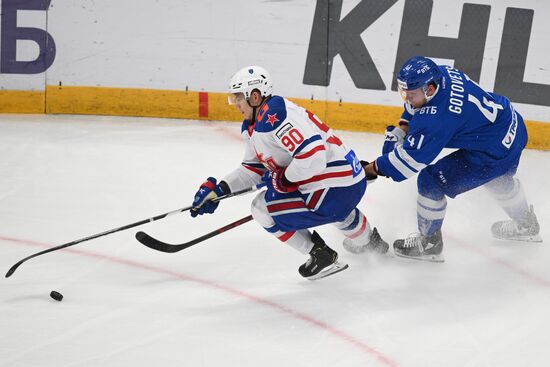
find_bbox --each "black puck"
[50,290,63,301]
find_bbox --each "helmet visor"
[397,78,409,101]
[227,93,237,105]
[227,92,245,105]
[397,79,429,102]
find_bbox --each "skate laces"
[497,205,539,236]
[403,233,423,249]
[498,220,522,235]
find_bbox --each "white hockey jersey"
[223,96,364,194]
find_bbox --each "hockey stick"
[135,215,254,253]
[137,218,350,281]
[5,184,264,278]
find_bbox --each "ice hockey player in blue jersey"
[190,66,388,279]
[363,56,542,262]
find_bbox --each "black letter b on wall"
[1,0,56,74]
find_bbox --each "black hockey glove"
[360,160,379,183]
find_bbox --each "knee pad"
[417,168,446,200]
[485,177,526,210]
[484,175,517,196]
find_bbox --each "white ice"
[1,114,549,367]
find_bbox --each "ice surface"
[1,114,549,367]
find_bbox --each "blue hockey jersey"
[376,65,528,182]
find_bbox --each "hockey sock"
[250,193,314,254]
[485,177,530,223]
[334,208,371,244]
[417,194,447,236]
[273,228,314,254]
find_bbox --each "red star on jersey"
[266,113,279,126]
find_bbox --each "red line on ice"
[446,233,550,288]
[1,235,398,367]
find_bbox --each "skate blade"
[306,261,349,280]
[493,234,543,243]
[394,251,445,263]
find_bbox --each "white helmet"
[228,66,272,104]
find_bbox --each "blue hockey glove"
[261,168,299,194]
[382,125,407,155]
[190,177,227,217]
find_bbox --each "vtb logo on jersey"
[345,150,362,177]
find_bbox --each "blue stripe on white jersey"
[243,162,265,169]
[327,160,351,168]
[292,135,323,157]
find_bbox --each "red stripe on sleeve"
[296,170,353,186]
[295,145,326,159]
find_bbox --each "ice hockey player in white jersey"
[190,66,388,280]
[364,56,542,262]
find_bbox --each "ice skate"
[393,229,444,262]
[342,227,389,255]
[491,205,542,242]
[299,231,348,280]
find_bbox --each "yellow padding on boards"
[206,95,401,133]
[46,85,199,119]
[207,92,243,122]
[290,97,403,134]
[525,120,550,150]
[0,87,548,150]
[0,90,45,114]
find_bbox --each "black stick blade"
[5,262,21,278]
[135,231,183,253]
[135,215,254,254]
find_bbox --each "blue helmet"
[397,56,442,91]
